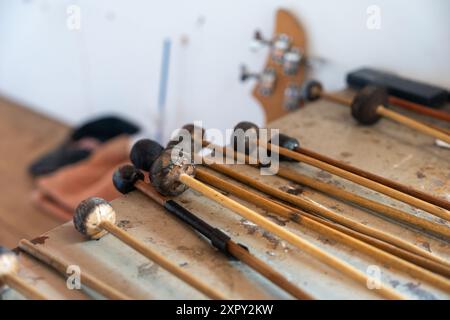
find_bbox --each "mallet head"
[0,247,19,291]
[149,148,196,196]
[269,133,300,162]
[351,85,387,125]
[167,124,206,153]
[113,165,144,194]
[130,139,164,172]
[231,121,260,155]
[0,247,19,278]
[74,197,116,240]
[302,79,323,101]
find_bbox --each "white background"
[0,0,449,141]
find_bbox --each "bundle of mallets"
[102,122,447,299]
[13,120,448,299]
[2,241,131,300]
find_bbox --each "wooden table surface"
[0,96,69,248]
[2,95,449,300]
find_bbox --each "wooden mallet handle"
[179,173,405,300]
[263,141,450,221]
[19,239,131,300]
[377,105,450,144]
[388,96,450,123]
[195,168,450,289]
[99,221,226,300]
[205,161,448,268]
[134,181,312,300]
[296,146,450,210]
[1,273,46,300]
[276,167,450,240]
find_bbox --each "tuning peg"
[254,30,272,45]
[284,84,304,110]
[283,47,303,75]
[258,68,277,96]
[271,33,291,64]
[240,65,260,82]
[249,30,272,52]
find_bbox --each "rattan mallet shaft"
[205,137,450,239]
[293,141,450,211]
[178,173,405,299]
[239,119,450,211]
[205,161,449,268]
[73,197,225,300]
[195,168,450,289]
[262,140,450,221]
[277,166,450,239]
[18,239,131,300]
[0,247,47,300]
[377,105,450,143]
[301,83,450,209]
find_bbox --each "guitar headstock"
[241,9,307,123]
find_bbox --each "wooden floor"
[0,96,70,248]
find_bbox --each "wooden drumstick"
[73,197,226,300]
[0,246,47,300]
[148,148,406,300]
[18,239,131,300]
[112,163,313,300]
[195,169,450,289]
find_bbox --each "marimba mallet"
[270,134,450,237]
[18,239,131,300]
[304,80,450,123]
[303,80,450,144]
[204,157,450,269]
[388,96,450,123]
[203,134,449,239]
[0,246,47,300]
[73,197,226,300]
[176,124,449,265]
[113,163,313,300]
[196,169,450,287]
[165,131,450,279]
[148,147,405,300]
[130,138,164,171]
[273,130,450,211]
[233,121,450,221]
[193,134,450,268]
[167,126,450,271]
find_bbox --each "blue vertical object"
[156,38,171,143]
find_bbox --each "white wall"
[0,0,449,142]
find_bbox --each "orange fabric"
[32,135,131,220]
